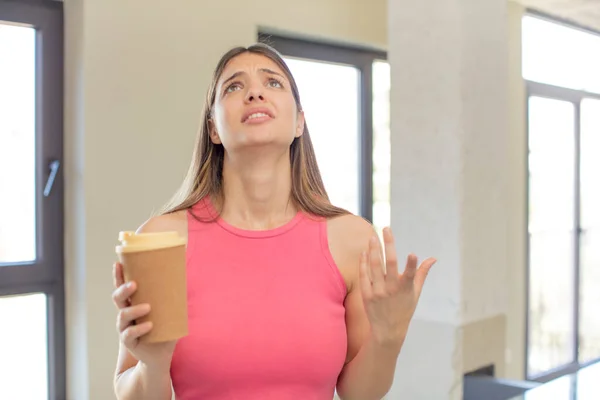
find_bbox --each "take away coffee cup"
[116,231,188,344]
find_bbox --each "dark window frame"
[0,1,65,399]
[258,33,387,222]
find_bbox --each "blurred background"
[0,0,599,399]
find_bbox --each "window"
[524,15,600,381]
[0,1,65,399]
[579,98,600,365]
[259,34,390,233]
[283,57,361,215]
[527,96,576,377]
[523,15,600,94]
[372,60,391,236]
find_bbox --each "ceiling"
[517,0,600,32]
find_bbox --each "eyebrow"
[221,68,286,87]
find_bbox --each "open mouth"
[245,112,271,122]
[242,109,274,123]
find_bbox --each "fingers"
[117,303,151,333]
[383,227,398,278]
[113,262,125,288]
[122,321,153,348]
[415,257,437,287]
[112,262,152,346]
[403,254,419,281]
[112,281,137,310]
[361,226,436,297]
[359,251,373,299]
[369,236,386,293]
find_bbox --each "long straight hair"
[160,43,349,219]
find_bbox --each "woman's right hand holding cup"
[112,262,177,370]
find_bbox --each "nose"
[244,81,265,103]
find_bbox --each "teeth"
[247,113,269,121]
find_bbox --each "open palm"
[359,228,436,348]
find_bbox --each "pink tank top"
[170,199,348,400]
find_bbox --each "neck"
[218,149,297,230]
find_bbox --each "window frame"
[0,0,65,399]
[525,76,600,383]
[258,33,387,222]
[526,8,600,38]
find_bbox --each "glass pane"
[579,98,600,364]
[528,231,576,376]
[519,373,574,400]
[527,96,576,377]
[284,57,360,215]
[0,293,48,400]
[579,229,600,364]
[372,60,391,236]
[528,97,575,233]
[0,23,36,264]
[574,362,600,400]
[522,16,600,94]
[581,99,600,230]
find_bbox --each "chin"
[238,127,292,144]
[230,135,294,154]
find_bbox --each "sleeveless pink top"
[170,199,348,400]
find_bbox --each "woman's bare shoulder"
[326,213,376,291]
[327,213,375,250]
[137,210,188,240]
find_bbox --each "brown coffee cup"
[116,231,188,343]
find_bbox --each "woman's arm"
[335,287,401,400]
[112,269,174,400]
[113,213,187,400]
[328,215,435,400]
[114,352,173,400]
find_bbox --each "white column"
[387,0,511,398]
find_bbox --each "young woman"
[112,43,436,400]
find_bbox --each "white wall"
[387,0,511,396]
[64,1,386,399]
[387,0,529,396]
[64,0,529,398]
[505,0,527,380]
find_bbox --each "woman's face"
[209,53,304,153]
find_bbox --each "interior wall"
[505,0,527,380]
[63,0,386,399]
[63,0,529,398]
[386,0,517,397]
